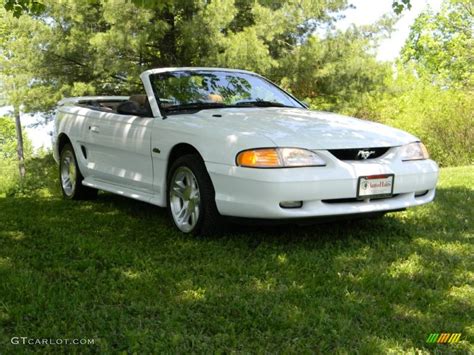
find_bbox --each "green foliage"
[0,8,59,113]
[392,0,412,15]
[401,0,474,89]
[0,0,394,115]
[355,67,473,167]
[0,165,472,352]
[0,116,34,194]
[2,0,45,17]
[0,118,18,192]
[275,25,393,113]
[0,116,18,160]
[3,153,58,197]
[0,160,18,195]
[0,0,355,112]
[349,0,474,167]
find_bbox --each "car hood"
[178,107,419,149]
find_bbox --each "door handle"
[89,125,100,133]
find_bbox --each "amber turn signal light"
[236,149,281,168]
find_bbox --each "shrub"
[0,159,19,195]
[348,71,473,167]
[4,153,59,197]
[0,116,54,196]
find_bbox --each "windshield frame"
[149,69,306,116]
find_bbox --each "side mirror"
[117,101,144,116]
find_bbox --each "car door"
[86,109,154,193]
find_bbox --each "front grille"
[328,147,390,161]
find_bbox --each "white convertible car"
[53,67,439,234]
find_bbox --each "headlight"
[400,142,429,161]
[236,148,326,168]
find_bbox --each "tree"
[0,0,394,109]
[273,17,395,113]
[0,6,52,177]
[1,0,351,112]
[0,116,32,160]
[354,0,474,166]
[0,115,32,183]
[2,0,44,17]
[0,116,20,160]
[401,0,474,89]
[392,0,412,15]
[5,1,413,17]
[0,116,34,193]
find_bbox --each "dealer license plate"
[357,174,394,199]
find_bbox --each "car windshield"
[150,70,304,114]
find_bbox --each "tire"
[167,154,223,235]
[59,143,98,200]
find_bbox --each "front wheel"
[59,143,97,200]
[167,154,222,235]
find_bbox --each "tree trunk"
[14,106,26,179]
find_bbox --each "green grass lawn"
[0,163,472,353]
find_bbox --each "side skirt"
[82,177,165,207]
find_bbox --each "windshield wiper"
[164,102,228,113]
[162,100,294,115]
[234,100,291,108]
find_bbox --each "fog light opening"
[279,201,303,209]
[415,190,429,197]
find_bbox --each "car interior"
[77,95,152,117]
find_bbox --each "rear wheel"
[59,143,97,200]
[167,154,222,235]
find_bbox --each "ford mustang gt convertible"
[53,67,439,234]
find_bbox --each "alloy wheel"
[169,166,201,232]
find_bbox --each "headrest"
[207,93,223,103]
[129,95,148,106]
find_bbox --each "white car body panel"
[206,157,438,218]
[85,110,154,192]
[159,107,419,151]
[54,67,439,220]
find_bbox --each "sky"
[337,0,443,61]
[1,0,443,151]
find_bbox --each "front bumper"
[206,151,439,219]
